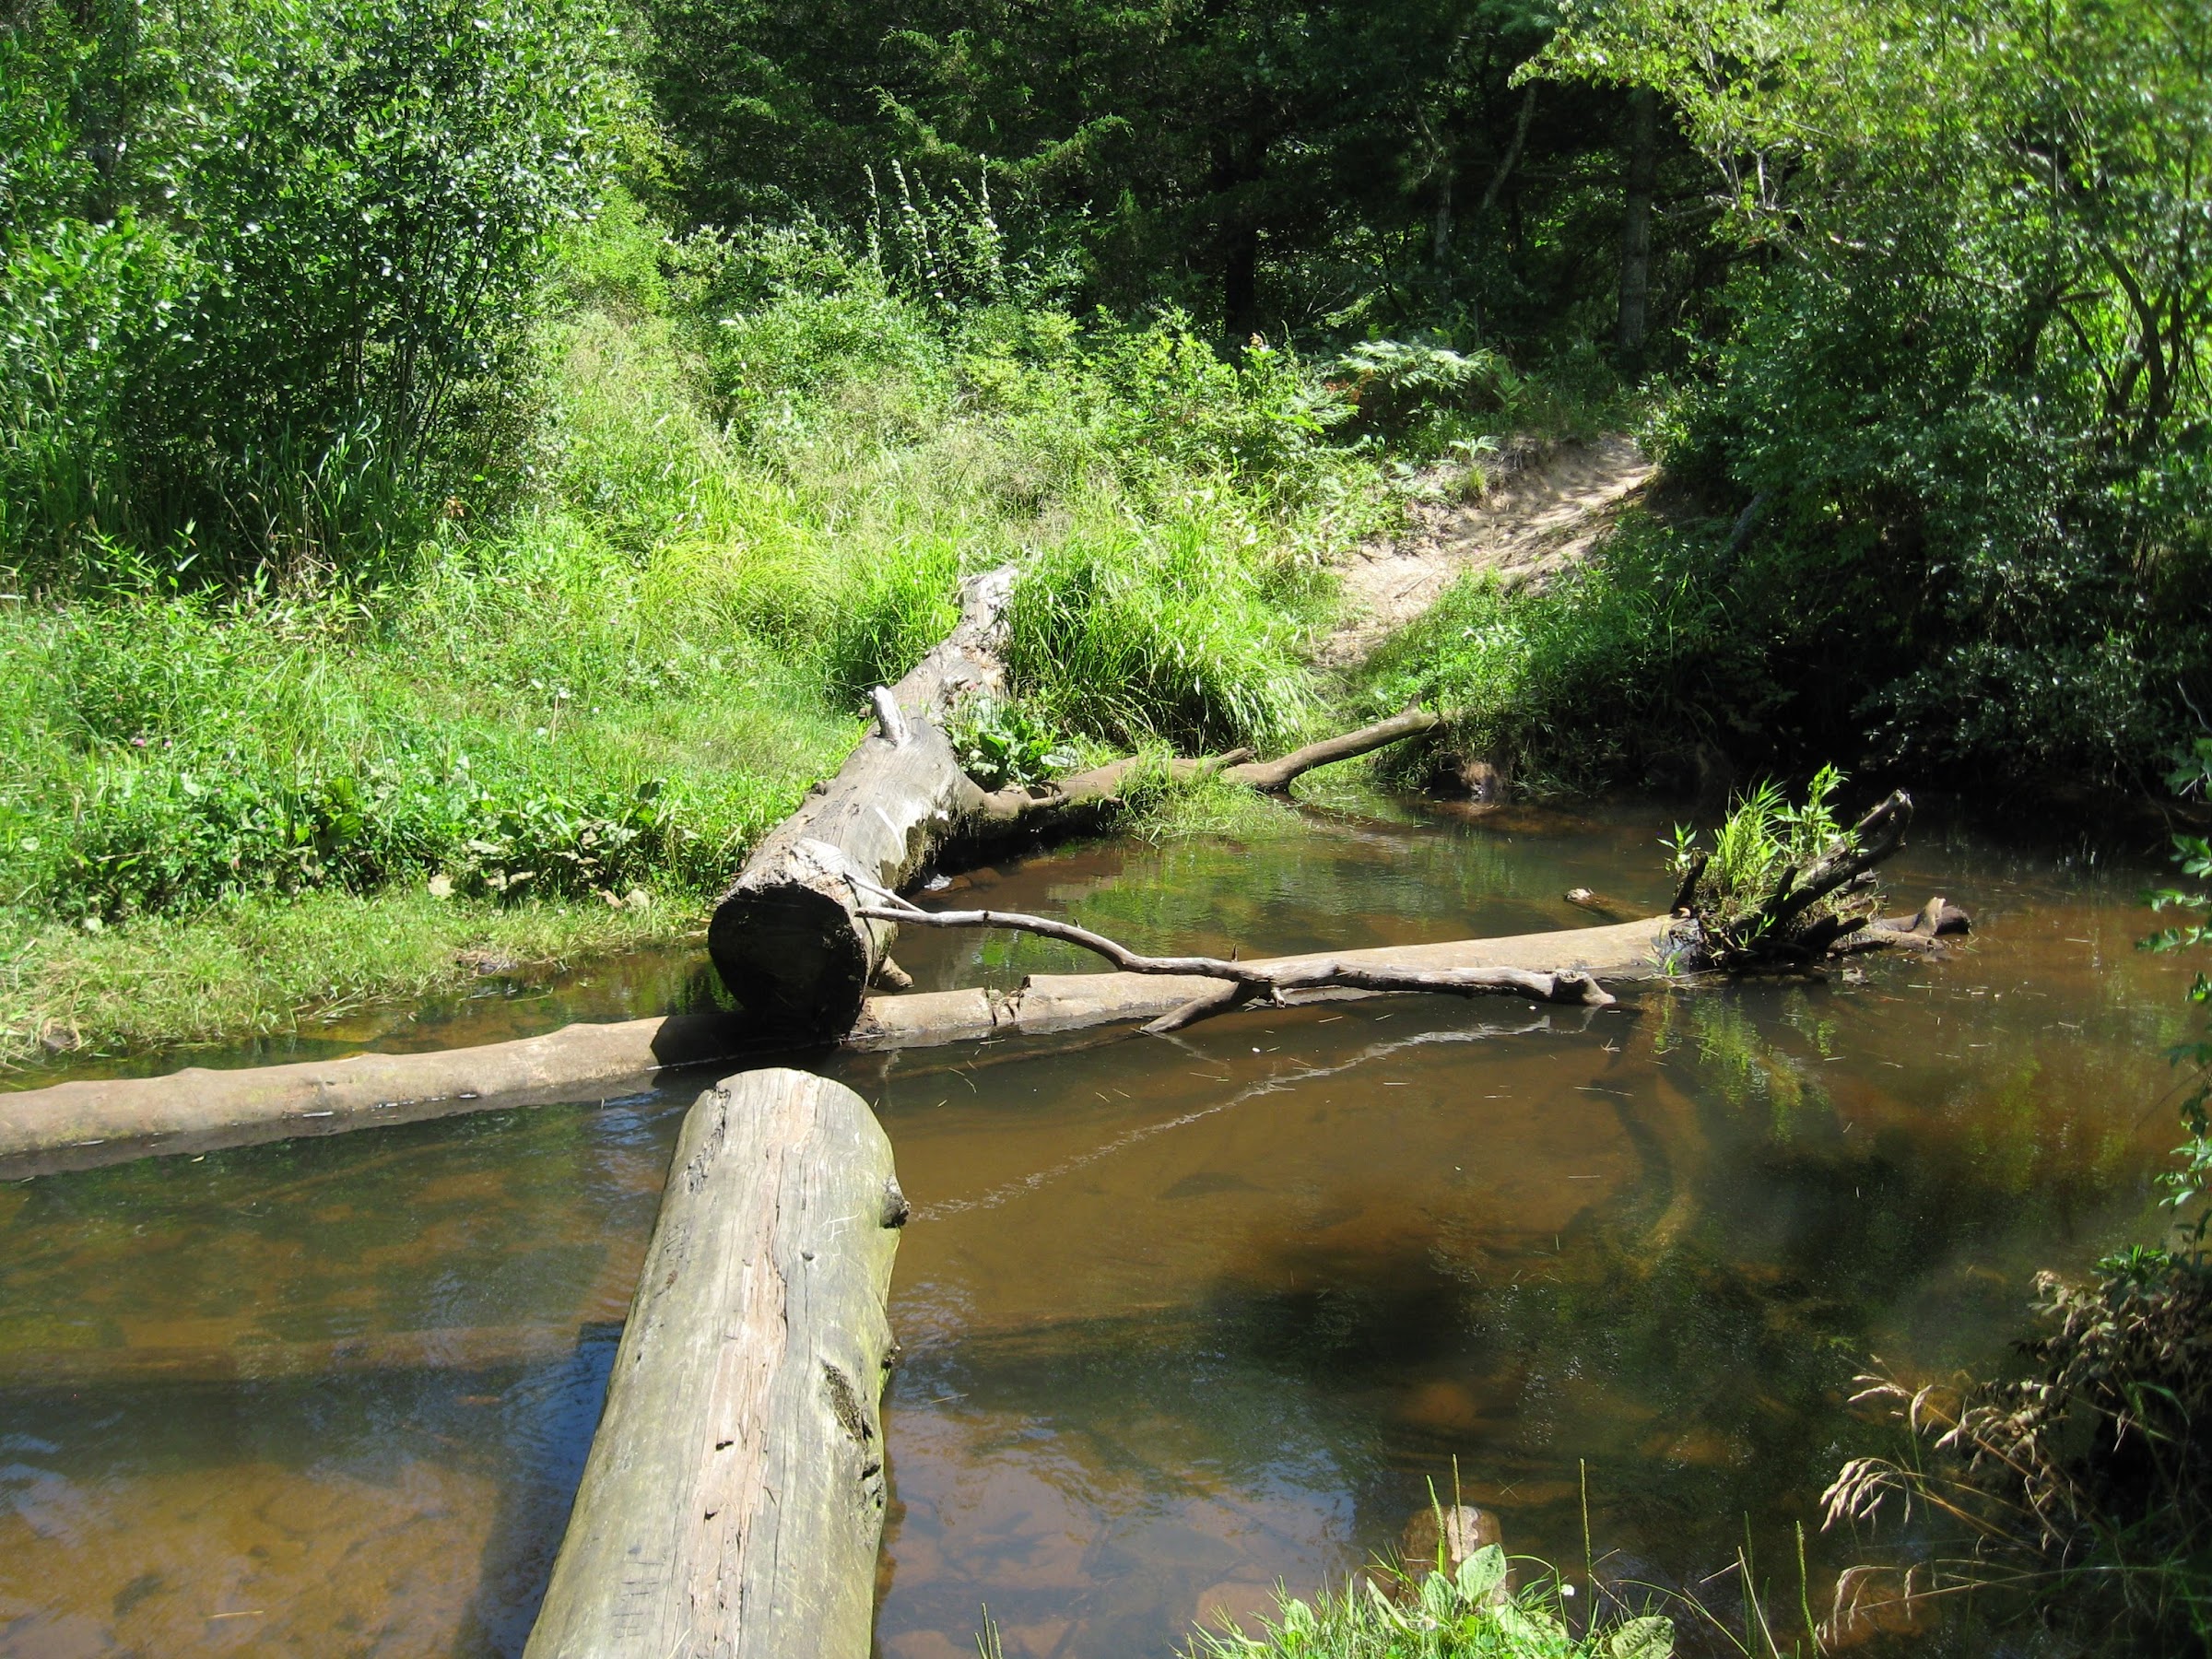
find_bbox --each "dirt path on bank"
[1321,433,1653,668]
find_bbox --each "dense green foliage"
[0,171,1381,1057]
[1387,0,2212,794]
[2,0,626,582]
[3,0,2206,1055]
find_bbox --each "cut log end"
[708,884,876,1036]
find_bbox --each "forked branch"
[850,882,1613,1035]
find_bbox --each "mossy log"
[524,1068,906,1659]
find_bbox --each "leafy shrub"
[43,753,743,924]
[1660,767,1897,969]
[1329,337,1518,443]
[947,698,1075,790]
[1,0,622,584]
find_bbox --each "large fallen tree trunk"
[0,903,1967,1177]
[706,559,1455,1037]
[705,567,1018,1038]
[524,1067,906,1659]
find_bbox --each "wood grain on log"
[707,568,1017,1036]
[524,1068,905,1659]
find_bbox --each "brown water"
[0,798,2190,1656]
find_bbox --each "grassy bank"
[0,200,1402,1066]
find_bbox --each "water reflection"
[0,797,2190,1655]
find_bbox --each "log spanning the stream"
[0,915,1665,1177]
[849,879,1614,1033]
[525,1068,906,1659]
[0,904,1968,1178]
[705,561,1453,1039]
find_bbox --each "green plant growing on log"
[1665,770,1912,971]
[947,698,1077,791]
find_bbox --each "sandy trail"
[1321,433,1653,667]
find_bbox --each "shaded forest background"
[2,0,2209,969]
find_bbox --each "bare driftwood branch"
[1218,709,1445,792]
[850,882,1614,1034]
[1758,790,1913,939]
[1669,849,1709,915]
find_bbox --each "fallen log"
[525,1068,905,1659]
[706,566,1018,1038]
[0,904,1968,1176]
[0,1012,761,1179]
[706,556,1453,1036]
[850,881,1613,1033]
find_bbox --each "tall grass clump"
[1006,518,1320,753]
[1171,1547,1676,1659]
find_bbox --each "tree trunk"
[1222,221,1262,346]
[524,1068,906,1659]
[1615,86,1658,364]
[706,570,1013,1038]
[0,904,1968,1177]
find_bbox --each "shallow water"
[0,798,2191,1656]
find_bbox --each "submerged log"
[0,1012,763,1179]
[0,900,1970,1176]
[525,1068,906,1659]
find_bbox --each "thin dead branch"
[849,882,1614,1035]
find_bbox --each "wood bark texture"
[524,1067,906,1659]
[706,569,1013,1037]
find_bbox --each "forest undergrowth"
[0,193,1430,1065]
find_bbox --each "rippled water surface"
[0,797,2189,1655]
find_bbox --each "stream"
[0,795,2191,1656]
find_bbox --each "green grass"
[0,201,1394,1065]
[0,888,685,1063]
[1172,1549,1676,1659]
